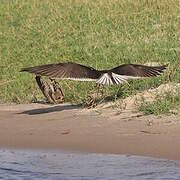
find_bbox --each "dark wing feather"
[110,64,167,77]
[21,62,100,80]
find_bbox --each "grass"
[0,0,180,113]
[139,91,180,115]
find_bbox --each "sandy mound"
[93,83,180,114]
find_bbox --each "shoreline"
[0,103,180,161]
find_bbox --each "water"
[0,149,180,180]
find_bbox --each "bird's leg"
[86,84,97,108]
[115,86,122,100]
[97,84,103,97]
[86,83,103,108]
[50,78,64,103]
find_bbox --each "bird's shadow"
[18,103,81,115]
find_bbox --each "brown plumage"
[21,62,167,85]
[35,76,64,104]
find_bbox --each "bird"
[21,62,167,105]
[35,76,64,104]
[21,62,167,86]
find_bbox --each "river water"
[0,149,180,180]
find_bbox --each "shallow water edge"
[0,149,180,180]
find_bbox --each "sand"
[0,102,180,161]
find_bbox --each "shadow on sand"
[19,104,81,115]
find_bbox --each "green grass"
[139,91,180,115]
[0,0,180,113]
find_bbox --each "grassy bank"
[0,0,179,113]
[139,90,180,115]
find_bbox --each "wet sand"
[0,103,180,160]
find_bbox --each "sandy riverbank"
[0,103,180,161]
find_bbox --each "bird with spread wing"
[21,62,167,104]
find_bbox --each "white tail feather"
[112,73,142,84]
[97,73,143,85]
[96,73,113,85]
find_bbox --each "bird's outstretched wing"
[21,62,167,85]
[97,64,167,85]
[111,64,167,77]
[21,62,100,81]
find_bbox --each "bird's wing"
[21,62,101,81]
[111,64,167,77]
[96,64,167,85]
[110,64,167,84]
